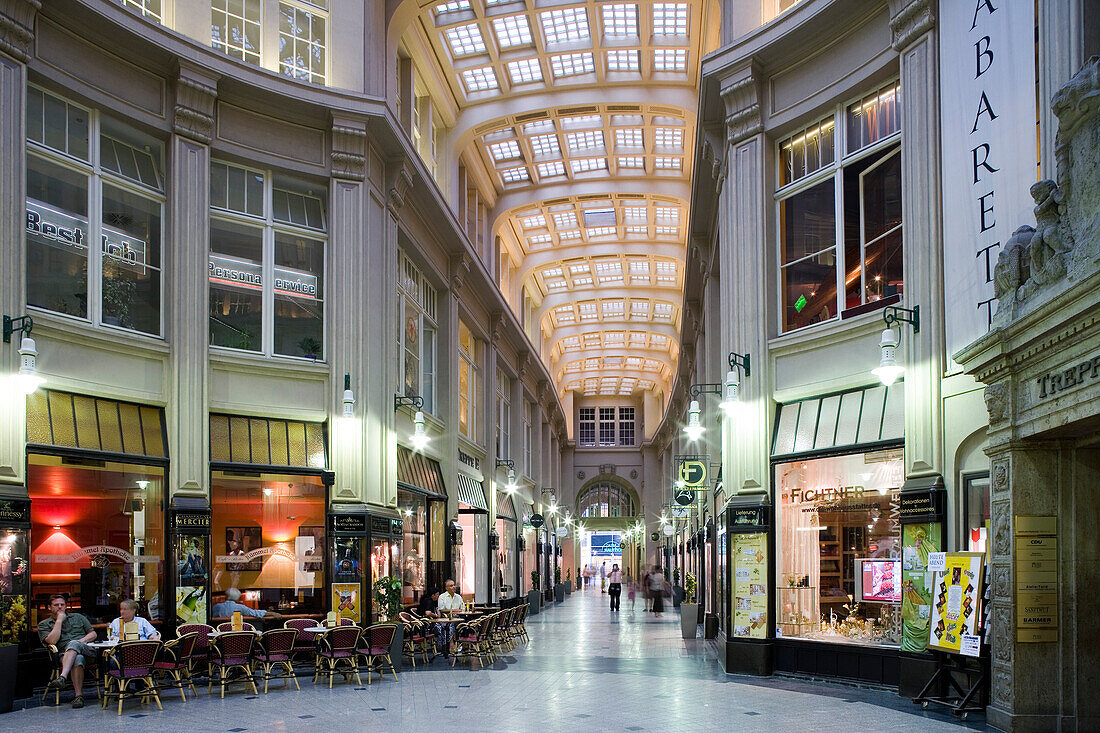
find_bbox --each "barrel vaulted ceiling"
[409,0,719,402]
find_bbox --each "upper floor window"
[398,253,438,414]
[212,0,261,64]
[523,401,533,476]
[25,87,164,336]
[496,371,511,459]
[777,81,902,333]
[119,0,161,22]
[209,161,326,358]
[279,1,327,84]
[578,407,596,446]
[578,482,635,518]
[577,406,635,447]
[458,320,481,441]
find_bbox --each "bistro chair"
[153,632,199,701]
[208,631,258,698]
[313,625,362,688]
[254,628,300,693]
[41,642,101,705]
[284,618,321,664]
[217,621,258,633]
[101,639,163,716]
[491,608,512,652]
[515,604,530,642]
[398,614,434,666]
[177,623,215,670]
[452,614,495,669]
[358,624,398,684]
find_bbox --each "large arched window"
[578,482,635,518]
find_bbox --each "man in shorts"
[39,594,97,708]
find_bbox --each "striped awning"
[27,389,167,459]
[210,413,326,468]
[456,473,487,510]
[397,447,446,496]
[772,383,903,458]
[496,492,516,519]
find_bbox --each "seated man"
[435,579,464,656]
[416,587,440,619]
[40,594,97,708]
[211,587,268,619]
[107,599,160,641]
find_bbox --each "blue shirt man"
[211,587,267,618]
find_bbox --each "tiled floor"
[8,590,987,732]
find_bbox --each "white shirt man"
[108,599,161,641]
[437,580,465,615]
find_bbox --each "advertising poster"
[331,583,361,622]
[176,586,207,625]
[928,552,985,653]
[731,532,768,639]
[901,522,942,652]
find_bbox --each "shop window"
[398,252,438,413]
[212,0,261,65]
[28,455,165,628]
[209,162,326,359]
[964,472,990,553]
[25,88,164,335]
[775,449,904,646]
[496,517,517,598]
[458,320,481,441]
[398,490,428,604]
[210,471,326,617]
[279,1,327,85]
[577,407,596,446]
[777,81,903,333]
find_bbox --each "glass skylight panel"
[651,334,668,345]
[529,134,561,157]
[582,208,616,227]
[562,336,581,348]
[561,114,601,129]
[654,156,683,170]
[566,130,604,152]
[626,356,644,368]
[528,233,553,246]
[652,3,688,35]
[654,128,684,149]
[520,214,546,228]
[446,23,486,56]
[537,161,566,178]
[500,166,530,183]
[558,229,581,240]
[615,128,644,148]
[550,52,595,78]
[644,358,660,370]
[655,260,677,276]
[584,333,601,345]
[606,49,640,71]
[555,306,575,323]
[523,119,555,135]
[462,66,499,92]
[618,156,646,169]
[653,48,687,71]
[625,225,648,234]
[571,157,607,173]
[655,225,678,235]
[587,226,616,237]
[654,206,679,222]
[602,300,625,316]
[606,331,625,342]
[653,302,674,318]
[629,260,650,275]
[629,332,646,345]
[546,280,568,291]
[630,301,649,318]
[639,379,655,390]
[623,206,647,220]
[578,302,598,320]
[540,7,590,44]
[435,1,470,13]
[611,114,644,126]
[564,362,582,372]
[602,4,638,37]
[573,276,593,285]
[508,58,544,84]
[553,212,577,228]
[489,140,522,161]
[542,266,564,278]
[492,14,533,48]
[569,263,590,275]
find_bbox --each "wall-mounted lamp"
[682,399,704,441]
[135,480,149,490]
[495,459,517,491]
[342,374,355,418]
[872,306,919,386]
[689,351,751,419]
[394,394,428,450]
[4,314,45,395]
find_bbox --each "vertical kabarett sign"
[940,0,1036,370]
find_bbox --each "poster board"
[731,532,768,639]
[927,552,985,653]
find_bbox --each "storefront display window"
[496,518,516,598]
[211,471,326,617]
[398,489,427,603]
[775,449,903,646]
[28,455,164,626]
[331,537,364,623]
[964,473,990,553]
[458,512,487,601]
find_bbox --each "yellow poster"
[731,532,768,639]
[928,552,984,653]
[331,583,361,623]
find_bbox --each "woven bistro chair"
[208,631,258,698]
[358,624,398,684]
[284,618,321,664]
[492,608,513,652]
[101,640,163,716]
[254,628,300,693]
[313,625,362,688]
[177,623,215,671]
[41,642,101,705]
[217,621,258,632]
[452,614,495,669]
[398,613,435,666]
[153,632,199,701]
[516,604,530,641]
[505,606,522,642]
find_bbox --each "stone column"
[167,62,218,506]
[889,0,944,480]
[718,62,768,498]
[328,115,368,506]
[0,0,37,495]
[1036,0,1085,179]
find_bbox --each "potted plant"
[672,567,685,608]
[565,568,573,595]
[575,566,582,590]
[554,565,565,603]
[528,570,541,614]
[373,575,404,670]
[680,572,699,639]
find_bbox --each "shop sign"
[1015,516,1058,642]
[391,518,403,535]
[899,489,946,523]
[731,506,769,529]
[331,513,366,534]
[208,252,319,300]
[27,199,147,272]
[529,513,545,528]
[369,516,392,535]
[677,455,708,488]
[172,512,210,531]
[1034,355,1100,400]
[36,544,160,565]
[215,546,314,563]
[670,505,689,519]
[790,484,864,505]
[673,488,695,506]
[0,498,30,525]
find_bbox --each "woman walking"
[648,565,666,617]
[608,563,623,611]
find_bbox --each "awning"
[496,492,516,519]
[397,446,446,497]
[456,472,488,510]
[771,382,903,459]
[27,389,167,459]
[210,413,326,468]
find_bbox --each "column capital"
[331,115,367,182]
[0,0,39,64]
[173,62,219,144]
[888,0,935,52]
[720,62,763,146]
[386,154,415,214]
[449,252,471,297]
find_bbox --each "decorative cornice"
[449,252,471,296]
[331,118,367,182]
[0,0,39,64]
[721,67,763,145]
[888,0,934,52]
[518,352,532,380]
[173,63,219,144]
[490,310,506,342]
[386,156,414,213]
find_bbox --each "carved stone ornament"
[0,0,39,63]
[490,310,505,342]
[386,156,414,213]
[630,469,638,480]
[576,471,585,480]
[992,666,1012,706]
[449,253,471,296]
[721,70,762,146]
[991,564,1012,603]
[888,0,934,52]
[992,500,1011,558]
[173,67,219,144]
[992,459,1009,494]
[331,122,367,181]
[992,606,1013,664]
[983,383,1009,424]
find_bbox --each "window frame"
[523,400,533,477]
[211,0,262,65]
[774,80,902,335]
[209,159,328,360]
[578,407,596,447]
[397,252,438,414]
[458,320,481,442]
[278,0,329,85]
[496,369,511,460]
[25,86,166,339]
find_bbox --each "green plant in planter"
[553,565,562,585]
[685,572,697,604]
[372,575,403,621]
[566,568,571,583]
[102,262,137,328]
[672,567,681,585]
[531,570,541,591]
[297,336,322,360]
